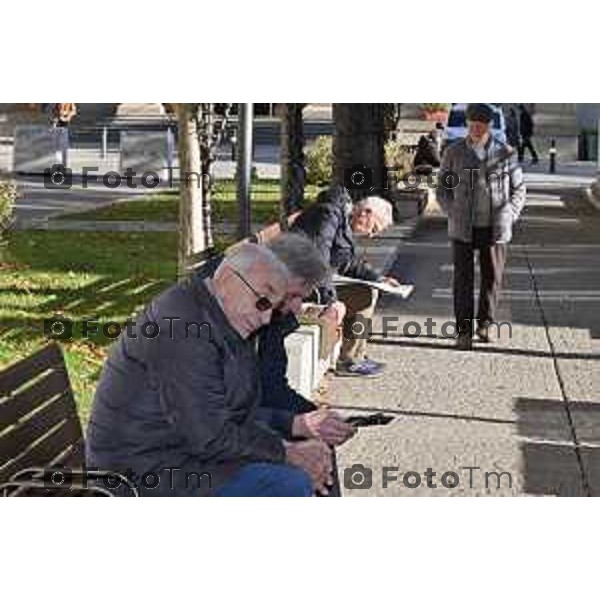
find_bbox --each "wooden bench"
[0,343,135,497]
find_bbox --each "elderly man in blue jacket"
[86,241,349,496]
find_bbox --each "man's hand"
[320,301,346,325]
[292,409,356,446]
[381,276,401,287]
[285,439,333,495]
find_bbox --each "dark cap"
[465,103,494,123]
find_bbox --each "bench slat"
[56,439,85,469]
[0,420,84,483]
[0,344,88,494]
[0,389,80,467]
[0,344,64,396]
[0,368,70,428]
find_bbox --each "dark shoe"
[476,324,490,343]
[336,359,384,378]
[455,333,472,351]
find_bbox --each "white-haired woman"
[351,196,394,237]
[291,185,401,378]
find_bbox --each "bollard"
[101,125,108,160]
[59,127,69,168]
[549,139,557,174]
[230,133,237,161]
[166,125,175,171]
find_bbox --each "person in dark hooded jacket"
[413,131,442,175]
[196,234,355,448]
[196,233,357,496]
[518,104,539,164]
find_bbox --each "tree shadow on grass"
[1,229,179,423]
[0,277,169,346]
[0,230,178,351]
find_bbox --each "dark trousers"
[452,228,507,334]
[519,136,538,162]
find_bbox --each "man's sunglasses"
[230,269,277,312]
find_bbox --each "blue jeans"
[214,463,312,497]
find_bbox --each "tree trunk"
[280,103,306,226]
[236,103,254,240]
[198,104,214,249]
[384,103,403,140]
[175,103,205,280]
[332,103,385,199]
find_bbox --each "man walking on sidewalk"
[518,104,539,165]
[437,103,526,350]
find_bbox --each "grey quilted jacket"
[437,137,526,243]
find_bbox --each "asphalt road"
[2,117,332,223]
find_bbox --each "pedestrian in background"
[52,103,77,128]
[50,103,77,166]
[518,104,539,165]
[505,106,521,150]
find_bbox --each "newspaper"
[332,274,414,299]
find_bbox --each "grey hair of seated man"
[266,233,328,287]
[213,243,291,338]
[220,242,290,281]
[354,196,394,231]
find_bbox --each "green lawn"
[0,179,323,425]
[0,230,179,425]
[59,180,322,224]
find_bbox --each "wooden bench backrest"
[251,211,302,245]
[224,211,303,256]
[0,344,85,484]
[186,211,304,273]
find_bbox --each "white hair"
[219,242,290,281]
[354,196,394,230]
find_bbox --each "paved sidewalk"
[523,159,597,189]
[332,187,600,496]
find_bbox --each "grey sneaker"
[363,356,387,371]
[336,359,384,378]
